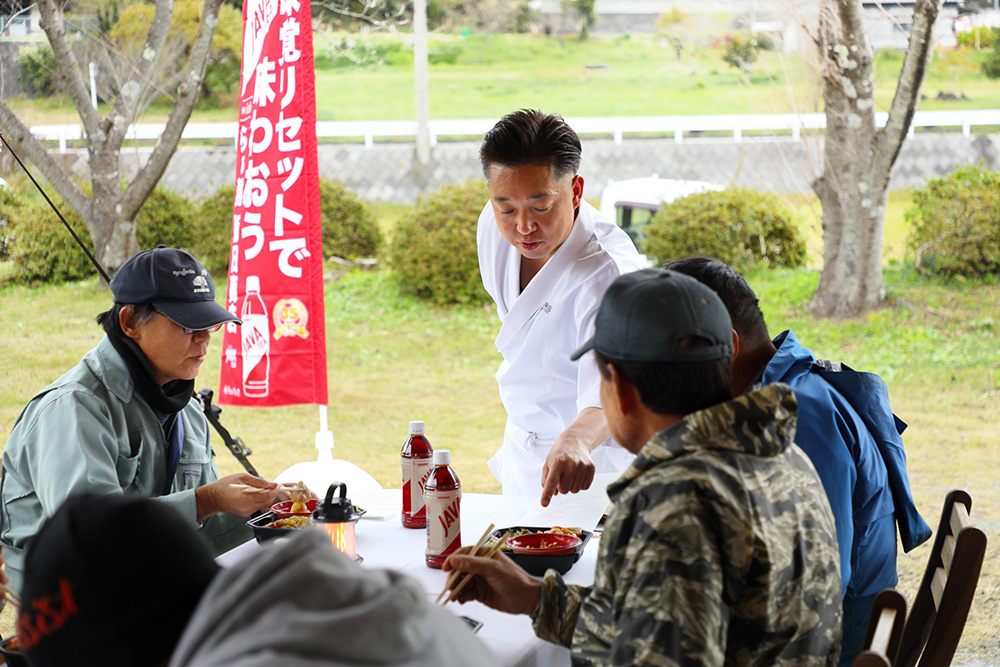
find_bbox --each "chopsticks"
[439,529,512,605]
[229,482,301,494]
[229,483,269,493]
[436,522,494,604]
[4,588,20,610]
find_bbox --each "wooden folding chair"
[853,588,907,667]
[896,489,987,667]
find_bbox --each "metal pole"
[89,62,98,108]
[414,0,430,166]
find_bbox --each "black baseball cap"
[19,493,221,667]
[109,245,241,330]
[570,268,734,363]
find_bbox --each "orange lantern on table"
[312,482,362,561]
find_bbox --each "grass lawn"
[6,33,1000,127]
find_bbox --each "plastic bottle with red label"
[424,449,461,569]
[400,420,433,529]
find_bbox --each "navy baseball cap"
[109,246,241,330]
[570,269,734,363]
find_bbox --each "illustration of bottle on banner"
[241,275,270,397]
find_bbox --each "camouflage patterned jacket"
[530,383,842,666]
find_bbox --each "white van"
[599,175,723,251]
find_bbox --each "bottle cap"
[409,420,425,435]
[433,449,450,465]
[246,275,260,293]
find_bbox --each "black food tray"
[491,526,593,576]
[247,508,366,545]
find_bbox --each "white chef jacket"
[478,200,644,496]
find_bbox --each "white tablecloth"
[219,491,599,667]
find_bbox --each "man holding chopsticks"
[0,247,290,593]
[443,269,843,665]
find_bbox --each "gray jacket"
[170,529,501,667]
[1,336,248,590]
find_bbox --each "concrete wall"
[0,42,27,100]
[110,132,1000,203]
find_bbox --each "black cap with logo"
[570,268,734,363]
[109,245,241,330]
[19,493,221,667]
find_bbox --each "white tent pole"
[316,404,334,462]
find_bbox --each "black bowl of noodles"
[491,526,592,577]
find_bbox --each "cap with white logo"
[110,245,242,330]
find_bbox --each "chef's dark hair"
[479,109,582,181]
[593,345,732,416]
[664,256,771,346]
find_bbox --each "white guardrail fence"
[27,109,1000,152]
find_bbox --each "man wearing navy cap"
[443,269,843,665]
[0,247,289,592]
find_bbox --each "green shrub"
[956,26,996,49]
[388,179,489,306]
[193,184,236,274]
[0,187,27,261]
[17,44,59,97]
[5,185,197,284]
[642,188,807,272]
[754,32,777,51]
[906,165,1000,276]
[136,187,197,250]
[7,199,97,284]
[983,28,1000,79]
[319,179,383,261]
[192,180,381,274]
[723,34,759,72]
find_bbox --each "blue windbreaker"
[758,330,931,664]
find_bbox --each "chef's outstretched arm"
[539,407,610,507]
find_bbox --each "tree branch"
[121,0,224,218]
[874,0,943,177]
[0,102,89,213]
[311,0,409,31]
[36,0,102,136]
[106,0,175,148]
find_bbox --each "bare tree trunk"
[0,0,224,277]
[811,0,942,318]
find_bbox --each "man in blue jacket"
[666,257,931,665]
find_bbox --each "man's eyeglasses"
[151,308,224,335]
[180,323,224,335]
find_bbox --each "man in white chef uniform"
[478,109,644,505]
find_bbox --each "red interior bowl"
[271,498,318,518]
[507,532,582,556]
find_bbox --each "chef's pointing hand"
[540,440,595,507]
[539,407,608,507]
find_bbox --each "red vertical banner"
[219,0,327,407]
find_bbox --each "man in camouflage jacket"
[443,269,842,666]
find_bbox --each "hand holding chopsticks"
[439,527,512,605]
[436,523,495,603]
